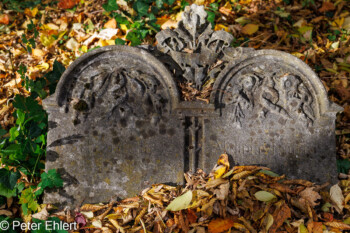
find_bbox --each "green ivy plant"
[103,0,177,46]
[0,60,65,216]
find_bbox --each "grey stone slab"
[43,4,342,207]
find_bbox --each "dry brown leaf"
[330,184,344,213]
[269,203,291,233]
[32,206,49,220]
[0,14,10,25]
[58,0,77,9]
[80,204,107,212]
[208,218,235,233]
[0,209,12,216]
[282,179,313,187]
[324,221,350,230]
[214,182,229,200]
[206,178,228,189]
[319,2,335,12]
[299,187,321,207]
[269,183,296,194]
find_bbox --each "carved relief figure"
[68,68,168,125]
[224,72,315,127]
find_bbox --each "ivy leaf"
[115,13,129,25]
[126,30,142,46]
[102,0,119,12]
[133,1,149,16]
[337,159,350,174]
[40,169,63,189]
[164,0,175,5]
[9,126,20,142]
[0,129,7,137]
[156,0,163,9]
[209,3,219,11]
[181,0,189,10]
[206,10,215,27]
[115,38,126,45]
[19,188,39,214]
[46,60,65,95]
[0,169,20,189]
[2,144,21,156]
[0,183,17,198]
[16,109,25,125]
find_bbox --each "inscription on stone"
[43,4,342,206]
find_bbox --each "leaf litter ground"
[22,154,350,233]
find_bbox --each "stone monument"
[43,4,342,206]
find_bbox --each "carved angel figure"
[224,75,259,126]
[282,75,315,125]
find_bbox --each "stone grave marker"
[43,4,342,206]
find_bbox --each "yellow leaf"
[223,2,232,11]
[24,7,38,17]
[36,63,50,71]
[40,34,56,47]
[240,0,252,4]
[81,45,88,53]
[299,223,309,233]
[120,24,128,33]
[217,153,229,168]
[41,23,59,30]
[214,166,226,179]
[232,223,247,231]
[98,39,115,47]
[214,24,229,32]
[343,17,350,30]
[193,0,205,5]
[291,52,304,58]
[332,17,345,27]
[241,24,259,35]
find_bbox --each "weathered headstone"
[43,4,342,206]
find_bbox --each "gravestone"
[43,4,342,206]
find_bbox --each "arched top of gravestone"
[54,45,180,113]
[210,49,343,126]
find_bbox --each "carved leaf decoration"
[156,4,233,89]
[69,68,167,125]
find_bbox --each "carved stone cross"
[43,4,342,206]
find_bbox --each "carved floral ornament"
[156,4,234,89]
